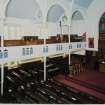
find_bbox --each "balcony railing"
[0,42,86,63]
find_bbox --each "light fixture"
[62,15,68,23]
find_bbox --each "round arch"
[46,4,66,22]
[46,3,70,35]
[86,0,105,50]
[98,12,105,53]
[71,10,85,36]
[4,0,43,22]
[99,12,105,33]
[46,2,69,22]
[72,10,84,20]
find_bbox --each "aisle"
[54,73,105,101]
[71,70,105,90]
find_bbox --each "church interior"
[0,0,105,104]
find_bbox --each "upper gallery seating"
[0,34,85,47]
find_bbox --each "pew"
[0,34,85,47]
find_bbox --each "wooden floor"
[54,70,105,101]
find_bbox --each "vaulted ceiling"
[66,0,94,8]
[75,0,94,8]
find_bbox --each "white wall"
[0,0,87,40]
[86,0,105,51]
[70,3,86,36]
[71,20,85,35]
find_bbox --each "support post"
[44,55,47,81]
[43,38,47,81]
[1,63,4,96]
[68,0,74,68]
[68,25,71,65]
[68,0,75,74]
[1,34,4,96]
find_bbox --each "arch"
[72,10,84,20]
[99,12,105,48]
[86,0,105,50]
[46,4,65,22]
[99,12,105,52]
[86,0,105,35]
[5,0,43,22]
[71,10,85,35]
[99,12,105,33]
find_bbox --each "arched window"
[47,4,65,22]
[6,0,42,22]
[72,11,84,20]
[71,11,84,35]
[99,13,105,33]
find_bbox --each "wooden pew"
[0,39,44,47]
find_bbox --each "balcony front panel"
[0,42,86,64]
